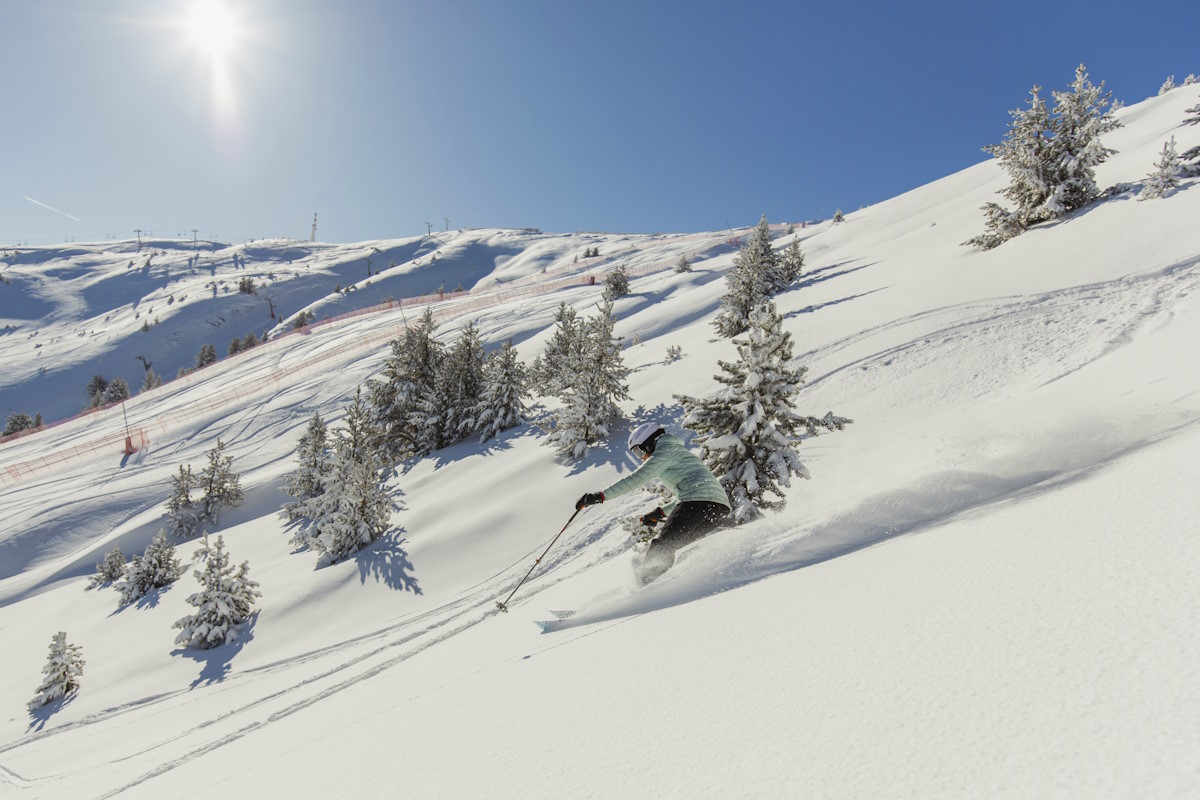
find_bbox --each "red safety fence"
[0,224,798,487]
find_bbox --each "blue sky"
[2,0,1197,245]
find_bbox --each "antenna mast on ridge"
[310,213,318,242]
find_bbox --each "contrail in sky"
[22,195,82,222]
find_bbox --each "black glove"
[641,507,667,527]
[576,492,604,510]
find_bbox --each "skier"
[576,423,731,585]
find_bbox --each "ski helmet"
[628,423,665,456]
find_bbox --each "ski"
[532,608,577,632]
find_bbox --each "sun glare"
[186,0,238,58]
[176,0,247,129]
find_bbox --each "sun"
[186,0,239,59]
[177,0,247,128]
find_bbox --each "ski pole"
[495,507,585,613]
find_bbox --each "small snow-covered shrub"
[1142,136,1183,200]
[87,545,127,589]
[604,264,630,298]
[29,632,84,709]
[173,535,261,649]
[116,532,183,605]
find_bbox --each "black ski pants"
[640,501,731,585]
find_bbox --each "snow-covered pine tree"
[441,320,486,445]
[116,531,183,605]
[966,84,1055,249]
[166,442,243,538]
[87,544,127,589]
[29,632,84,709]
[144,530,184,582]
[86,374,107,405]
[1044,64,1121,216]
[283,412,329,520]
[675,253,693,273]
[1185,96,1200,126]
[1160,75,1177,94]
[165,464,202,538]
[1180,94,1200,173]
[779,237,805,288]
[586,297,632,425]
[1182,144,1200,178]
[475,338,530,443]
[604,264,631,298]
[1181,94,1200,175]
[366,338,407,460]
[172,534,261,649]
[540,298,631,458]
[141,368,163,392]
[409,376,451,455]
[968,201,1027,251]
[966,65,1120,250]
[368,308,443,461]
[4,412,36,435]
[677,301,851,524]
[300,388,391,562]
[714,215,781,337]
[100,377,130,406]
[1142,136,1183,199]
[198,439,244,527]
[117,554,144,601]
[529,302,581,397]
[195,343,218,370]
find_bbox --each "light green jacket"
[602,433,731,515]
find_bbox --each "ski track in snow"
[530,416,1200,639]
[0,507,636,797]
[803,255,1200,408]
[3,89,1199,795]
[4,248,1198,796]
[6,249,1199,795]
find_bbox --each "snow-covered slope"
[1,87,1199,799]
[0,226,726,426]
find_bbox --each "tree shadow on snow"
[417,422,542,473]
[171,610,259,688]
[26,692,79,733]
[106,582,176,617]
[786,288,886,318]
[279,515,313,556]
[355,530,421,594]
[610,276,726,333]
[790,259,877,293]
